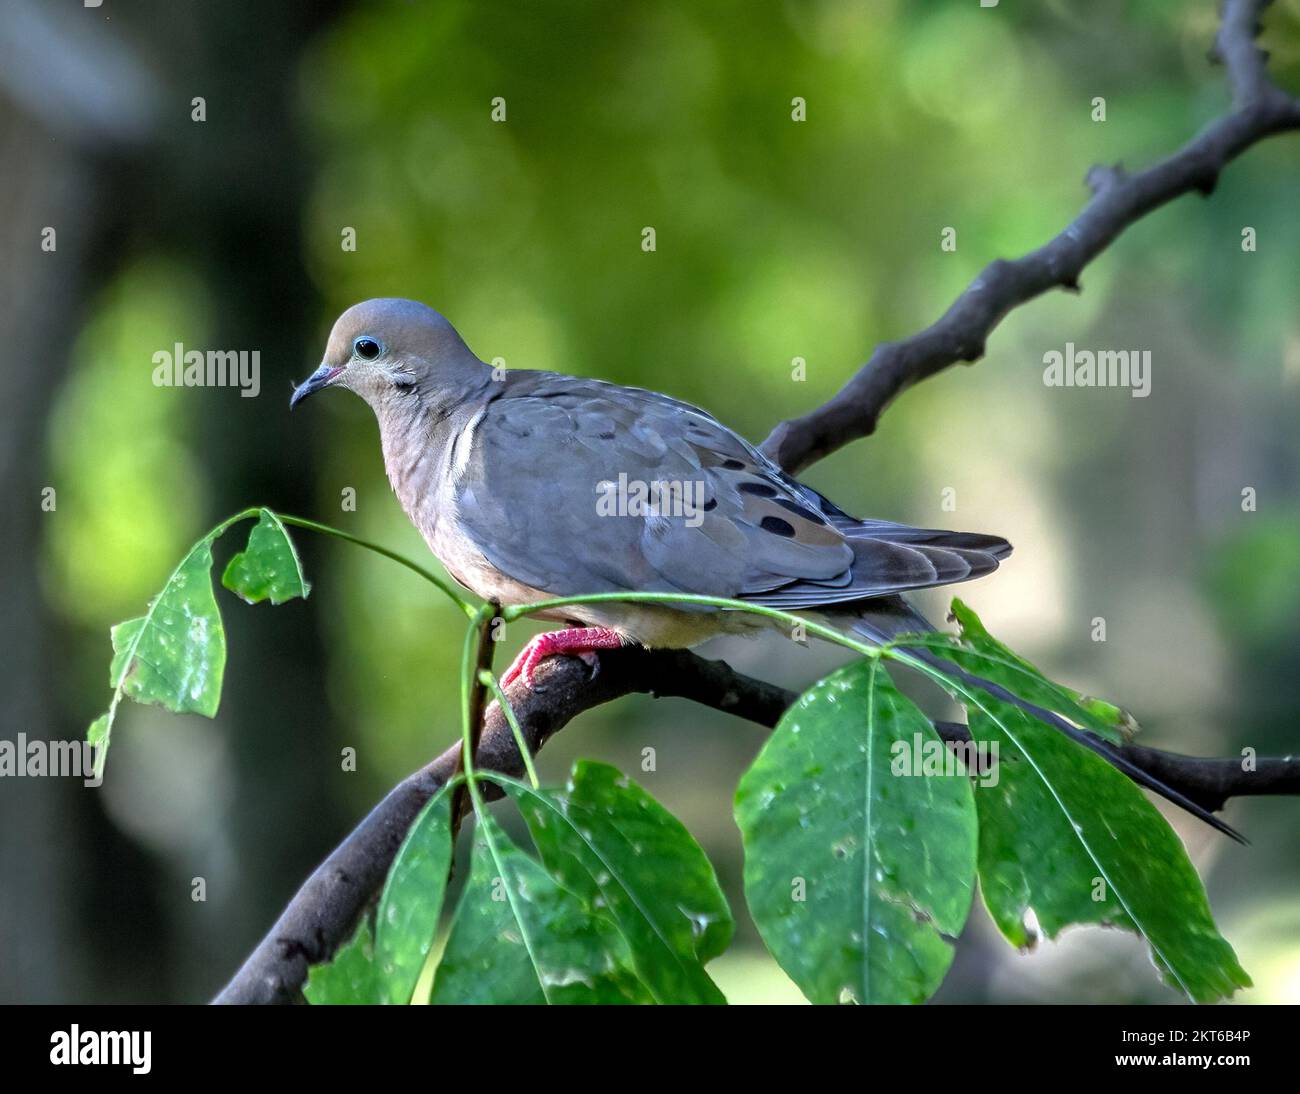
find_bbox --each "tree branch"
[214,0,1300,1004]
[760,0,1300,475]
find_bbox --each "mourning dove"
[291,299,1010,677]
[291,298,1237,838]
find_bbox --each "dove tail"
[834,600,1246,844]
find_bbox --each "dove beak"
[290,363,343,409]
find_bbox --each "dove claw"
[499,627,624,691]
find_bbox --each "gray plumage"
[293,298,1010,647]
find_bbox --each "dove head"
[291,298,490,413]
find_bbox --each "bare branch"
[759,0,1300,475]
[1115,742,1300,813]
[1214,0,1292,108]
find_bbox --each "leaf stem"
[275,513,475,616]
[480,671,540,789]
[453,605,498,819]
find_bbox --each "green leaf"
[374,787,455,1004]
[889,600,1124,745]
[88,533,227,776]
[87,508,313,777]
[431,811,651,1004]
[502,761,733,1005]
[948,599,1135,735]
[966,690,1251,1002]
[87,713,110,751]
[735,658,977,1004]
[305,919,378,1004]
[221,508,311,605]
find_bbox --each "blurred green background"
[2,0,1298,1004]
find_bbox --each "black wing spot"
[776,498,823,522]
[738,481,778,497]
[760,516,796,538]
[702,498,718,511]
[721,458,746,470]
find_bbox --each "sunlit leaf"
[966,690,1250,1002]
[735,658,977,1004]
[221,508,311,605]
[374,787,454,1004]
[503,761,733,1005]
[431,811,650,1004]
[305,919,378,1005]
[88,509,315,777]
[88,533,226,776]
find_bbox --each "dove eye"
[353,336,382,361]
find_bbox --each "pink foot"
[500,627,624,690]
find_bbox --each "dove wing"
[451,372,1009,606]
